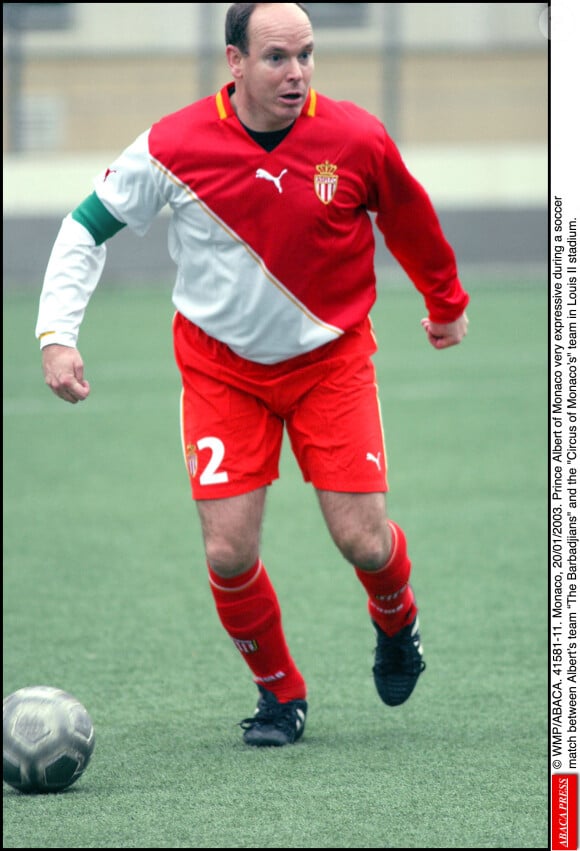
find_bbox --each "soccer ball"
[3,685,95,793]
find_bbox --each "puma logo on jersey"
[256,168,288,194]
[366,451,382,471]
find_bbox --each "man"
[36,3,469,747]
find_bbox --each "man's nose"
[286,57,302,79]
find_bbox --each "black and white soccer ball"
[3,685,95,793]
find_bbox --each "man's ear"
[226,45,244,79]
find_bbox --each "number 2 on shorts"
[197,436,229,485]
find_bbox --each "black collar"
[240,120,295,152]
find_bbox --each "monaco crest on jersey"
[314,161,339,205]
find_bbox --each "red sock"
[354,521,417,636]
[208,559,307,702]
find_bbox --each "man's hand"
[41,344,90,404]
[421,312,469,350]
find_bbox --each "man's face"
[227,3,314,132]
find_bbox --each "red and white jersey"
[38,84,468,364]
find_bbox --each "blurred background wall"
[3,2,549,288]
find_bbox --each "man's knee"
[318,490,392,570]
[197,489,266,577]
[204,538,259,577]
[338,532,391,571]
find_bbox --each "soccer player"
[36,3,469,746]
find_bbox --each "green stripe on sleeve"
[72,192,126,245]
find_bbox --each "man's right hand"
[41,344,90,404]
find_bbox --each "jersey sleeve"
[35,129,167,349]
[92,129,168,236]
[35,214,107,349]
[375,133,469,324]
[72,191,126,246]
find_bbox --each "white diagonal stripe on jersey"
[152,158,343,364]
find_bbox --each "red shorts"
[173,313,388,499]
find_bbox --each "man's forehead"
[249,6,312,47]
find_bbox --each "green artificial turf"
[3,279,547,848]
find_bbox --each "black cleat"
[240,686,307,747]
[372,616,426,706]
